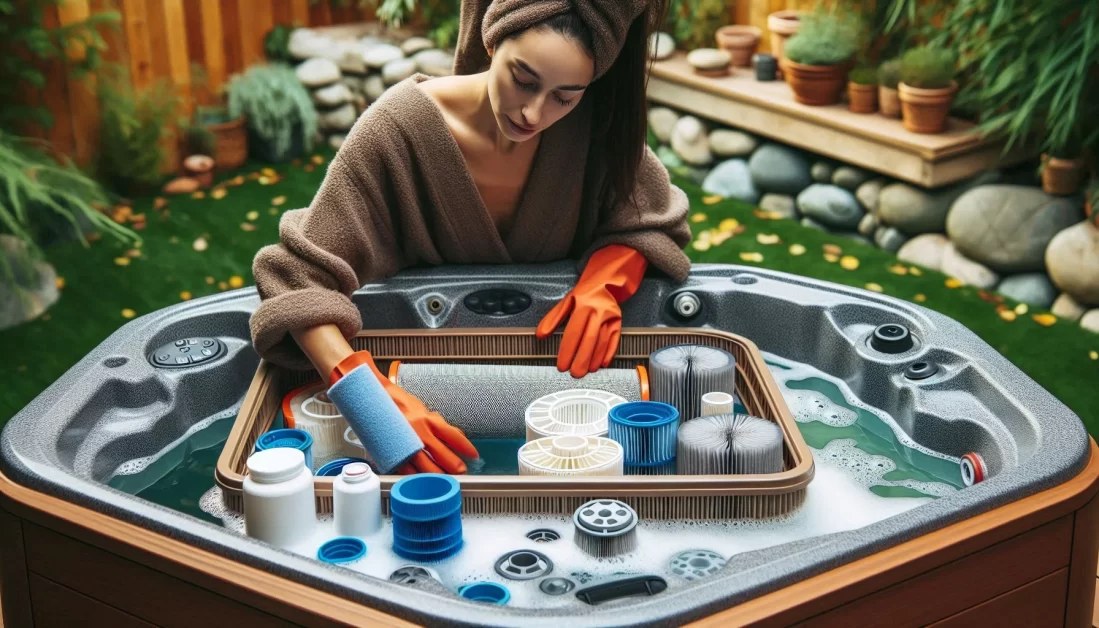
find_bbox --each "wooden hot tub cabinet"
[2,439,1098,627]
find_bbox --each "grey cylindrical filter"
[393,363,643,439]
[572,499,639,557]
[676,413,784,475]
[649,345,736,423]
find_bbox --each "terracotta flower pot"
[182,154,215,188]
[206,115,249,171]
[1041,155,1084,196]
[848,82,878,114]
[898,81,957,134]
[716,25,762,67]
[879,86,901,118]
[767,10,801,79]
[783,59,851,106]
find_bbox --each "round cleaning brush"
[572,499,639,557]
[282,383,350,469]
[608,401,679,473]
[676,413,784,475]
[518,435,624,476]
[649,345,737,423]
[525,389,626,441]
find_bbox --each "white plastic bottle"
[243,448,316,549]
[333,462,382,538]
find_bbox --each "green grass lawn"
[1,150,1096,439]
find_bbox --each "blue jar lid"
[256,428,313,452]
[609,401,679,428]
[458,582,510,605]
[316,457,370,477]
[318,537,366,564]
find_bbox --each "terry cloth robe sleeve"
[577,144,692,283]
[249,108,408,371]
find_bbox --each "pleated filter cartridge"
[608,401,679,474]
[281,383,350,468]
[524,389,626,441]
[649,345,737,423]
[518,435,624,476]
[676,413,785,475]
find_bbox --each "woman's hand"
[536,245,648,378]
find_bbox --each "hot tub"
[2,262,1096,627]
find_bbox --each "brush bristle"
[677,413,784,475]
[649,345,737,423]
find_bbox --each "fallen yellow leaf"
[752,208,784,220]
[259,176,272,185]
[914,293,927,302]
[739,252,764,263]
[691,213,708,223]
[711,231,732,246]
[1090,351,1098,360]
[193,237,208,252]
[304,164,315,173]
[246,210,259,221]
[823,244,843,256]
[211,187,228,200]
[269,208,279,215]
[241,222,257,232]
[823,253,840,263]
[206,276,215,285]
[55,277,65,289]
[218,281,229,291]
[312,155,325,165]
[153,197,169,210]
[191,191,205,199]
[692,240,711,251]
[865,283,883,293]
[272,195,287,206]
[788,243,806,256]
[999,310,1017,322]
[229,275,244,288]
[126,248,141,258]
[121,308,136,318]
[756,233,781,245]
[945,278,963,289]
[909,266,923,276]
[718,218,739,233]
[702,194,723,205]
[1014,303,1029,315]
[839,255,860,270]
[261,167,277,177]
[180,291,192,301]
[887,264,909,275]
[1032,313,1057,327]
[114,257,131,266]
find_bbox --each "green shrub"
[264,24,295,64]
[226,63,316,162]
[850,68,878,85]
[899,46,956,89]
[95,66,178,195]
[878,58,902,89]
[783,10,862,66]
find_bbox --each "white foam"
[784,389,858,428]
[817,439,957,498]
[110,404,241,478]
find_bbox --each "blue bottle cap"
[318,537,366,564]
[458,581,510,605]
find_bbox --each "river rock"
[833,166,871,191]
[858,213,878,237]
[0,235,59,331]
[800,217,828,231]
[382,58,417,85]
[796,184,863,230]
[1081,310,1099,334]
[856,178,886,214]
[897,233,949,272]
[709,129,757,158]
[364,74,387,101]
[413,49,454,76]
[941,242,1000,289]
[749,143,811,196]
[671,116,712,166]
[319,103,357,131]
[649,32,675,59]
[289,29,335,61]
[328,134,346,151]
[760,194,797,220]
[702,159,759,204]
[997,273,1057,308]
[648,107,679,144]
[313,82,352,107]
[842,233,874,247]
[947,185,1083,273]
[686,48,730,71]
[364,44,404,70]
[875,226,908,252]
[337,43,369,75]
[401,37,435,56]
[878,183,941,235]
[810,161,834,183]
[341,75,365,96]
[295,58,341,88]
[1045,222,1099,305]
[1052,293,1086,322]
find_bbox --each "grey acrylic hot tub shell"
[1,262,1091,627]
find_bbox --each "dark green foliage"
[878,58,902,89]
[783,8,862,66]
[664,0,728,51]
[95,66,178,196]
[264,24,295,64]
[899,46,956,89]
[849,67,878,85]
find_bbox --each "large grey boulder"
[941,242,1000,289]
[997,273,1057,308]
[796,184,863,230]
[701,159,760,205]
[748,143,812,196]
[0,235,59,331]
[1045,222,1099,306]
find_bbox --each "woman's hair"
[505,1,671,214]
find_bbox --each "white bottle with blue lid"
[243,447,316,549]
[333,462,382,538]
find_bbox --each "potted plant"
[767,10,802,77]
[898,46,957,134]
[847,67,878,113]
[878,58,902,118]
[780,10,860,106]
[715,25,762,67]
[226,63,317,163]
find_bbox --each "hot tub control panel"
[148,337,226,369]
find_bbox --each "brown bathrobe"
[250,73,692,371]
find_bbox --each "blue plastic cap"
[316,457,371,477]
[609,401,679,427]
[318,537,366,564]
[390,474,461,521]
[458,582,510,605]
[256,428,314,451]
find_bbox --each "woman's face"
[487,28,594,142]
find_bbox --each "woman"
[249,0,692,476]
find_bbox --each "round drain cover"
[669,549,727,581]
[526,528,560,543]
[574,499,637,537]
[494,549,553,581]
[539,577,575,596]
[389,565,440,585]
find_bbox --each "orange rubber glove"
[330,350,479,475]
[536,244,648,378]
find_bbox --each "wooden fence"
[33,0,817,171]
